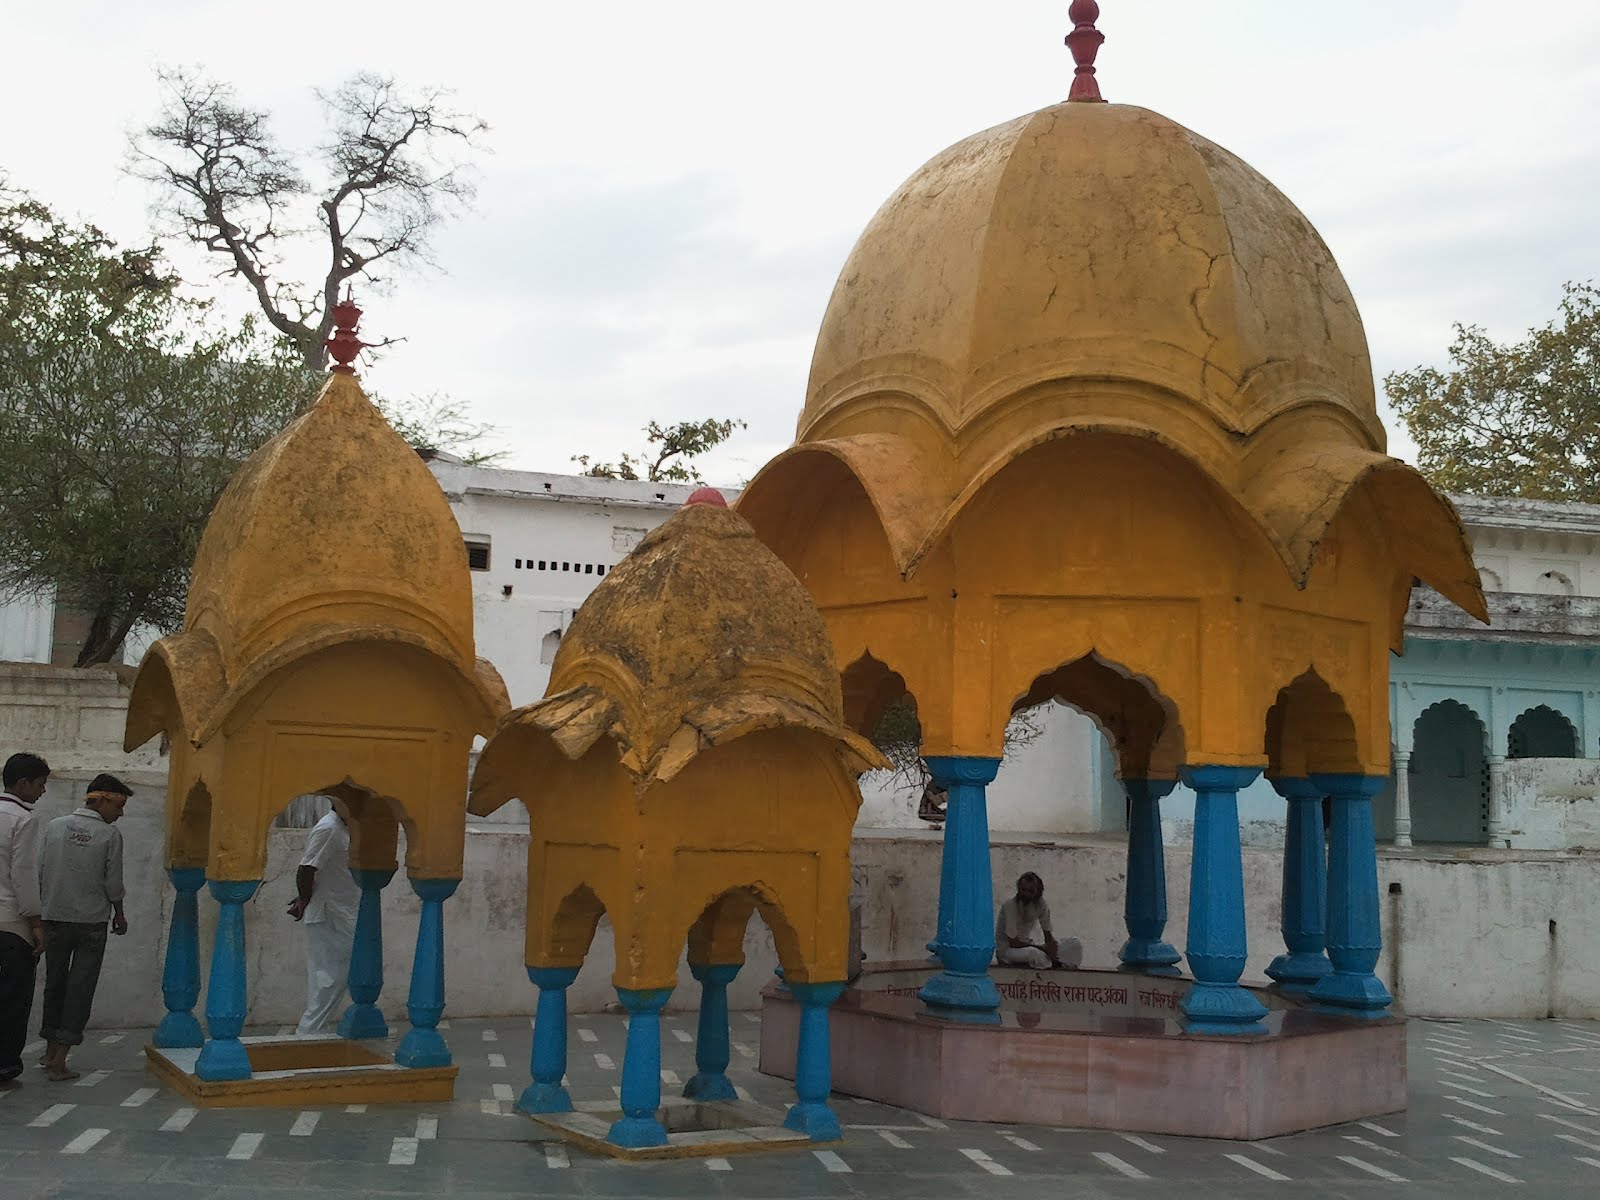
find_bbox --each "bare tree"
[129,68,488,371]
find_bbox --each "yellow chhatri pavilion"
[470,489,884,1149]
[126,301,507,1089]
[737,2,1484,1028]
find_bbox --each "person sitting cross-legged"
[995,871,1082,970]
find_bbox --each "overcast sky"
[5,1,1599,482]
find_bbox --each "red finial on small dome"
[685,486,728,508]
[1066,0,1106,103]
[326,289,369,374]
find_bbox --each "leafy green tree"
[1386,282,1600,501]
[572,417,745,483]
[130,68,488,371]
[0,184,319,664]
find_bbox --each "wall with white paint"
[58,812,1600,1026]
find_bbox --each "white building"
[3,470,1599,1020]
[6,463,1600,847]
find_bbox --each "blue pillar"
[337,867,394,1040]
[1118,778,1181,974]
[1265,777,1331,992]
[1179,765,1267,1034]
[518,966,580,1114]
[683,962,740,1101]
[917,755,1002,1015]
[395,877,458,1068]
[1310,773,1391,1012]
[194,879,260,1081]
[153,867,206,1048]
[784,980,845,1140]
[608,986,672,1149]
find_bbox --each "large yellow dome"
[804,101,1379,451]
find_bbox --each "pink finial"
[325,288,369,374]
[684,486,728,508]
[1066,0,1106,103]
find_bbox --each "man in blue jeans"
[37,774,131,1082]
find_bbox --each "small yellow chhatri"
[125,356,507,885]
[472,491,885,993]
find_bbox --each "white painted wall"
[429,460,710,707]
[0,588,54,663]
[46,811,1600,1025]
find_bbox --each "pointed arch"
[1409,699,1491,845]
[679,882,806,982]
[1010,651,1185,781]
[1264,669,1361,778]
[1508,704,1579,759]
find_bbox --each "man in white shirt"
[994,871,1082,970]
[0,753,49,1088]
[286,806,361,1035]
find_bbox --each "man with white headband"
[36,773,132,1081]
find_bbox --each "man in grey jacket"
[37,774,132,1081]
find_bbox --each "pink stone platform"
[758,962,1405,1140]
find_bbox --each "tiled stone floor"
[4,1013,1600,1198]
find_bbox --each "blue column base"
[195,1037,252,1081]
[1265,951,1333,992]
[395,1027,452,1068]
[516,1080,573,1115]
[683,1071,737,1102]
[1117,937,1183,971]
[337,1002,389,1040]
[1310,970,1392,1011]
[607,1115,669,1148]
[1180,981,1268,1036]
[918,968,1001,1014]
[784,1101,842,1141]
[153,1011,205,1049]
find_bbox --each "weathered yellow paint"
[471,501,885,991]
[123,371,508,882]
[739,100,1485,776]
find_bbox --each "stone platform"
[758,963,1406,1140]
[145,1034,456,1107]
[530,1096,813,1160]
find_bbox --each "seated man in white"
[995,871,1082,969]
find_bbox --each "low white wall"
[1502,756,1600,849]
[54,811,1600,1028]
[9,667,1595,1026]
[0,662,164,775]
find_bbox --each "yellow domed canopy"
[471,498,882,809]
[471,497,885,996]
[126,368,507,882]
[741,81,1485,773]
[806,101,1379,452]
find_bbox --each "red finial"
[1066,0,1106,103]
[326,289,369,374]
[684,486,728,508]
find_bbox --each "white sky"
[5,1,1599,482]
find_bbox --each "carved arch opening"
[1508,704,1579,759]
[544,882,609,969]
[1409,699,1490,845]
[1010,651,1185,782]
[1263,669,1362,779]
[681,883,806,981]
